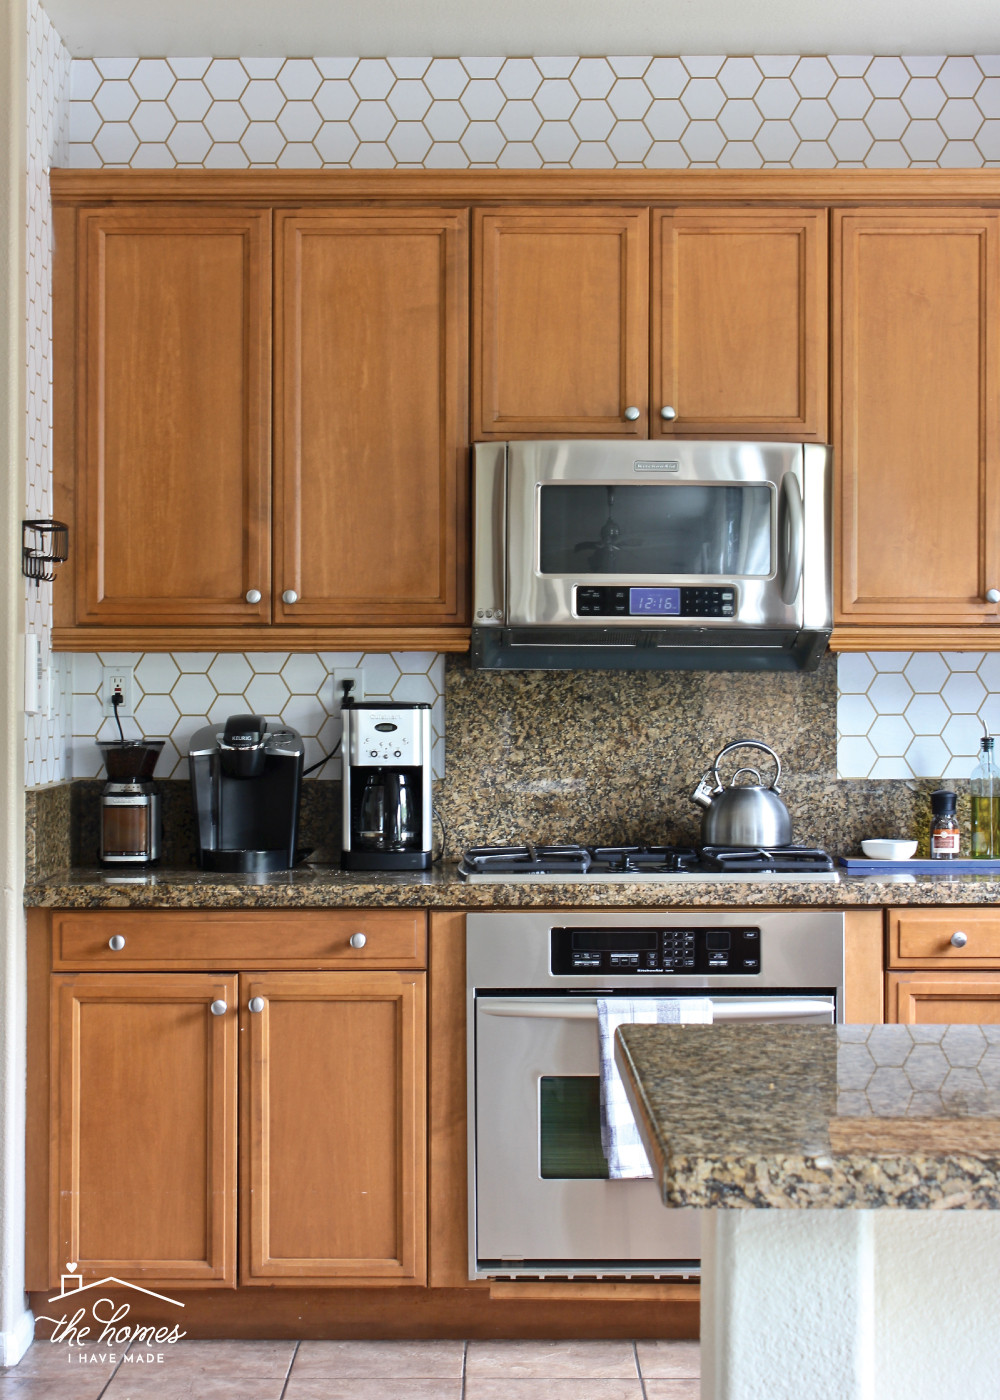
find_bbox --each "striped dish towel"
[597,997,714,1179]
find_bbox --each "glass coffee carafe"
[357,770,421,852]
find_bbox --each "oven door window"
[539,1075,609,1179]
[538,482,772,576]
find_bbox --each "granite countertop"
[20,862,1000,908]
[615,1022,1000,1209]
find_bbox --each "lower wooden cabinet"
[887,973,1000,1024]
[886,909,1000,1023]
[48,964,425,1290]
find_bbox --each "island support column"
[700,1211,875,1400]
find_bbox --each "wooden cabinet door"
[835,209,1000,625]
[274,209,468,626]
[652,208,827,439]
[242,970,426,1284]
[74,207,271,626]
[52,973,237,1287]
[474,206,649,437]
[887,971,1000,1023]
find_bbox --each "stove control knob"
[950,930,968,947]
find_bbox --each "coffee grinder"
[98,739,164,865]
[341,701,433,870]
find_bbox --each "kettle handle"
[712,740,782,794]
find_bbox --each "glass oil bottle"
[971,725,1000,859]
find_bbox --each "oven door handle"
[779,470,805,605]
[478,996,836,1021]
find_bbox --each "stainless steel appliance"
[341,700,433,871]
[471,439,832,671]
[188,715,304,873]
[98,739,163,866]
[467,909,845,1280]
[458,842,838,884]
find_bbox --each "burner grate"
[700,845,835,874]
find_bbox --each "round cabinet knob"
[660,406,677,421]
[108,935,126,952]
[624,406,641,422]
[987,589,1000,604]
[245,588,262,604]
[950,931,968,948]
[282,589,298,605]
[210,1000,227,1016]
[249,996,265,1014]
[349,932,367,949]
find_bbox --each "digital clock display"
[629,587,681,615]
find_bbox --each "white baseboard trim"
[0,1309,35,1367]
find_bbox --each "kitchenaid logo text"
[35,1265,186,1365]
[633,461,679,472]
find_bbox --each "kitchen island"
[615,1022,1000,1400]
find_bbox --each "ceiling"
[39,0,1000,59]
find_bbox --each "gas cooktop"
[458,843,839,884]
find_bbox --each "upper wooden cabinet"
[651,208,827,440]
[834,209,1000,637]
[53,198,469,651]
[473,204,827,441]
[273,209,468,627]
[66,206,272,630]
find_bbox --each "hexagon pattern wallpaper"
[23,18,1000,787]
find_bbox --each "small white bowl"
[861,839,918,861]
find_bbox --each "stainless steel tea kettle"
[691,739,792,848]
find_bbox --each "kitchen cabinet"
[473,205,827,441]
[53,202,469,651]
[36,911,427,1290]
[886,909,1000,1022]
[833,209,1000,644]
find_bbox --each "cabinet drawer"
[51,910,426,970]
[887,910,1000,968]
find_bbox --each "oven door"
[471,991,835,1279]
[505,439,806,629]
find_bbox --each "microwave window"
[538,483,772,576]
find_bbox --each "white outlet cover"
[102,664,135,717]
[331,668,366,706]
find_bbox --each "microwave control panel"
[574,585,736,618]
[550,926,760,975]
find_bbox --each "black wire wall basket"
[22,519,69,584]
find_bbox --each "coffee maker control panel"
[350,709,426,767]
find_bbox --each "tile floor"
[0,1338,701,1398]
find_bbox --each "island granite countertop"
[615,1022,1000,1210]
[21,863,1000,909]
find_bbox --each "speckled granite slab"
[22,863,1000,908]
[615,1023,1000,1209]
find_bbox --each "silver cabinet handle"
[108,935,126,951]
[210,999,227,1016]
[245,588,262,604]
[987,590,1000,604]
[624,406,641,421]
[950,931,968,947]
[249,996,265,1013]
[349,932,367,949]
[660,405,677,421]
[282,589,298,605]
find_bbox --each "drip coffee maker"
[341,701,433,870]
[98,739,164,865]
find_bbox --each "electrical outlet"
[331,668,365,709]
[102,665,135,717]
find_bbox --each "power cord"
[302,677,354,776]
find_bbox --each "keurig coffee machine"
[189,715,304,873]
[341,701,433,870]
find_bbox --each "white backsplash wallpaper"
[22,42,1000,789]
[24,0,71,791]
[66,55,1000,169]
[70,651,445,782]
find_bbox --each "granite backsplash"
[26,651,964,879]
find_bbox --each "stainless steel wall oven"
[467,909,845,1280]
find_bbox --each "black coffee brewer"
[189,715,304,873]
[341,701,433,870]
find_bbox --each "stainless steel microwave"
[470,439,832,672]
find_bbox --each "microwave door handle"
[477,996,836,1021]
[779,471,804,605]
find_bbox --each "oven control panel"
[550,926,761,976]
[574,585,736,618]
